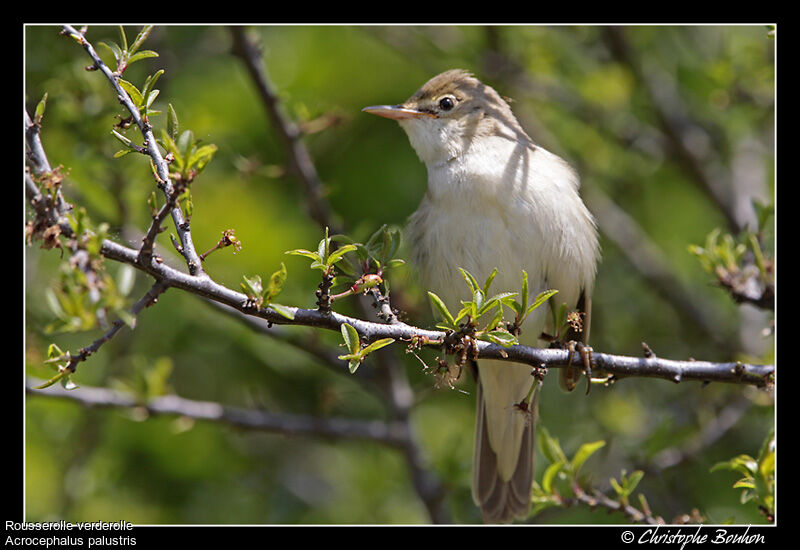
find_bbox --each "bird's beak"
[362,105,436,120]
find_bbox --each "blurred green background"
[24,25,774,524]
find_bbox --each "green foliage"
[118,68,164,118]
[334,224,405,277]
[508,270,560,330]
[286,227,357,276]
[609,469,645,507]
[240,263,294,319]
[688,200,774,307]
[97,25,159,74]
[158,125,218,184]
[34,343,78,390]
[428,268,556,347]
[711,430,774,519]
[531,425,607,515]
[337,323,395,373]
[43,209,134,335]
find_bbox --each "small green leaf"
[128,50,159,65]
[97,41,123,64]
[167,103,179,141]
[480,330,519,347]
[459,268,480,293]
[347,360,361,374]
[268,303,295,320]
[34,368,70,389]
[34,92,48,122]
[285,249,322,262]
[527,289,559,316]
[145,88,160,110]
[480,292,518,315]
[711,455,759,477]
[129,25,154,55]
[482,267,498,296]
[142,69,164,103]
[264,263,288,303]
[46,343,64,360]
[570,440,606,475]
[542,461,564,494]
[428,292,455,327]
[538,426,568,465]
[117,25,129,52]
[732,478,756,490]
[360,338,395,355]
[623,470,644,493]
[485,305,504,331]
[186,143,218,172]
[176,130,195,165]
[118,78,144,108]
[159,130,182,167]
[326,244,358,266]
[520,270,529,314]
[340,323,360,354]
[240,274,264,299]
[111,129,134,148]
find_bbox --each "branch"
[600,26,742,233]
[569,484,664,525]
[80,237,783,388]
[60,24,205,276]
[229,26,338,234]
[25,378,409,446]
[29,225,757,391]
[57,282,168,378]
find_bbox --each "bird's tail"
[471,362,537,523]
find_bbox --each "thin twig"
[570,484,664,525]
[229,26,338,234]
[57,281,168,376]
[60,24,205,276]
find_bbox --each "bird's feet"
[555,340,596,395]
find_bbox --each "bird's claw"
[565,340,595,395]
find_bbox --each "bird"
[363,69,600,523]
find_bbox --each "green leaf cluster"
[117,68,164,121]
[337,323,395,374]
[34,343,78,390]
[531,425,607,514]
[157,105,218,184]
[688,201,773,287]
[286,227,357,277]
[97,25,158,74]
[333,225,405,278]
[711,430,774,517]
[240,263,295,319]
[44,210,135,334]
[608,469,645,507]
[428,268,557,348]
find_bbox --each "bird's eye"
[438,96,455,111]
